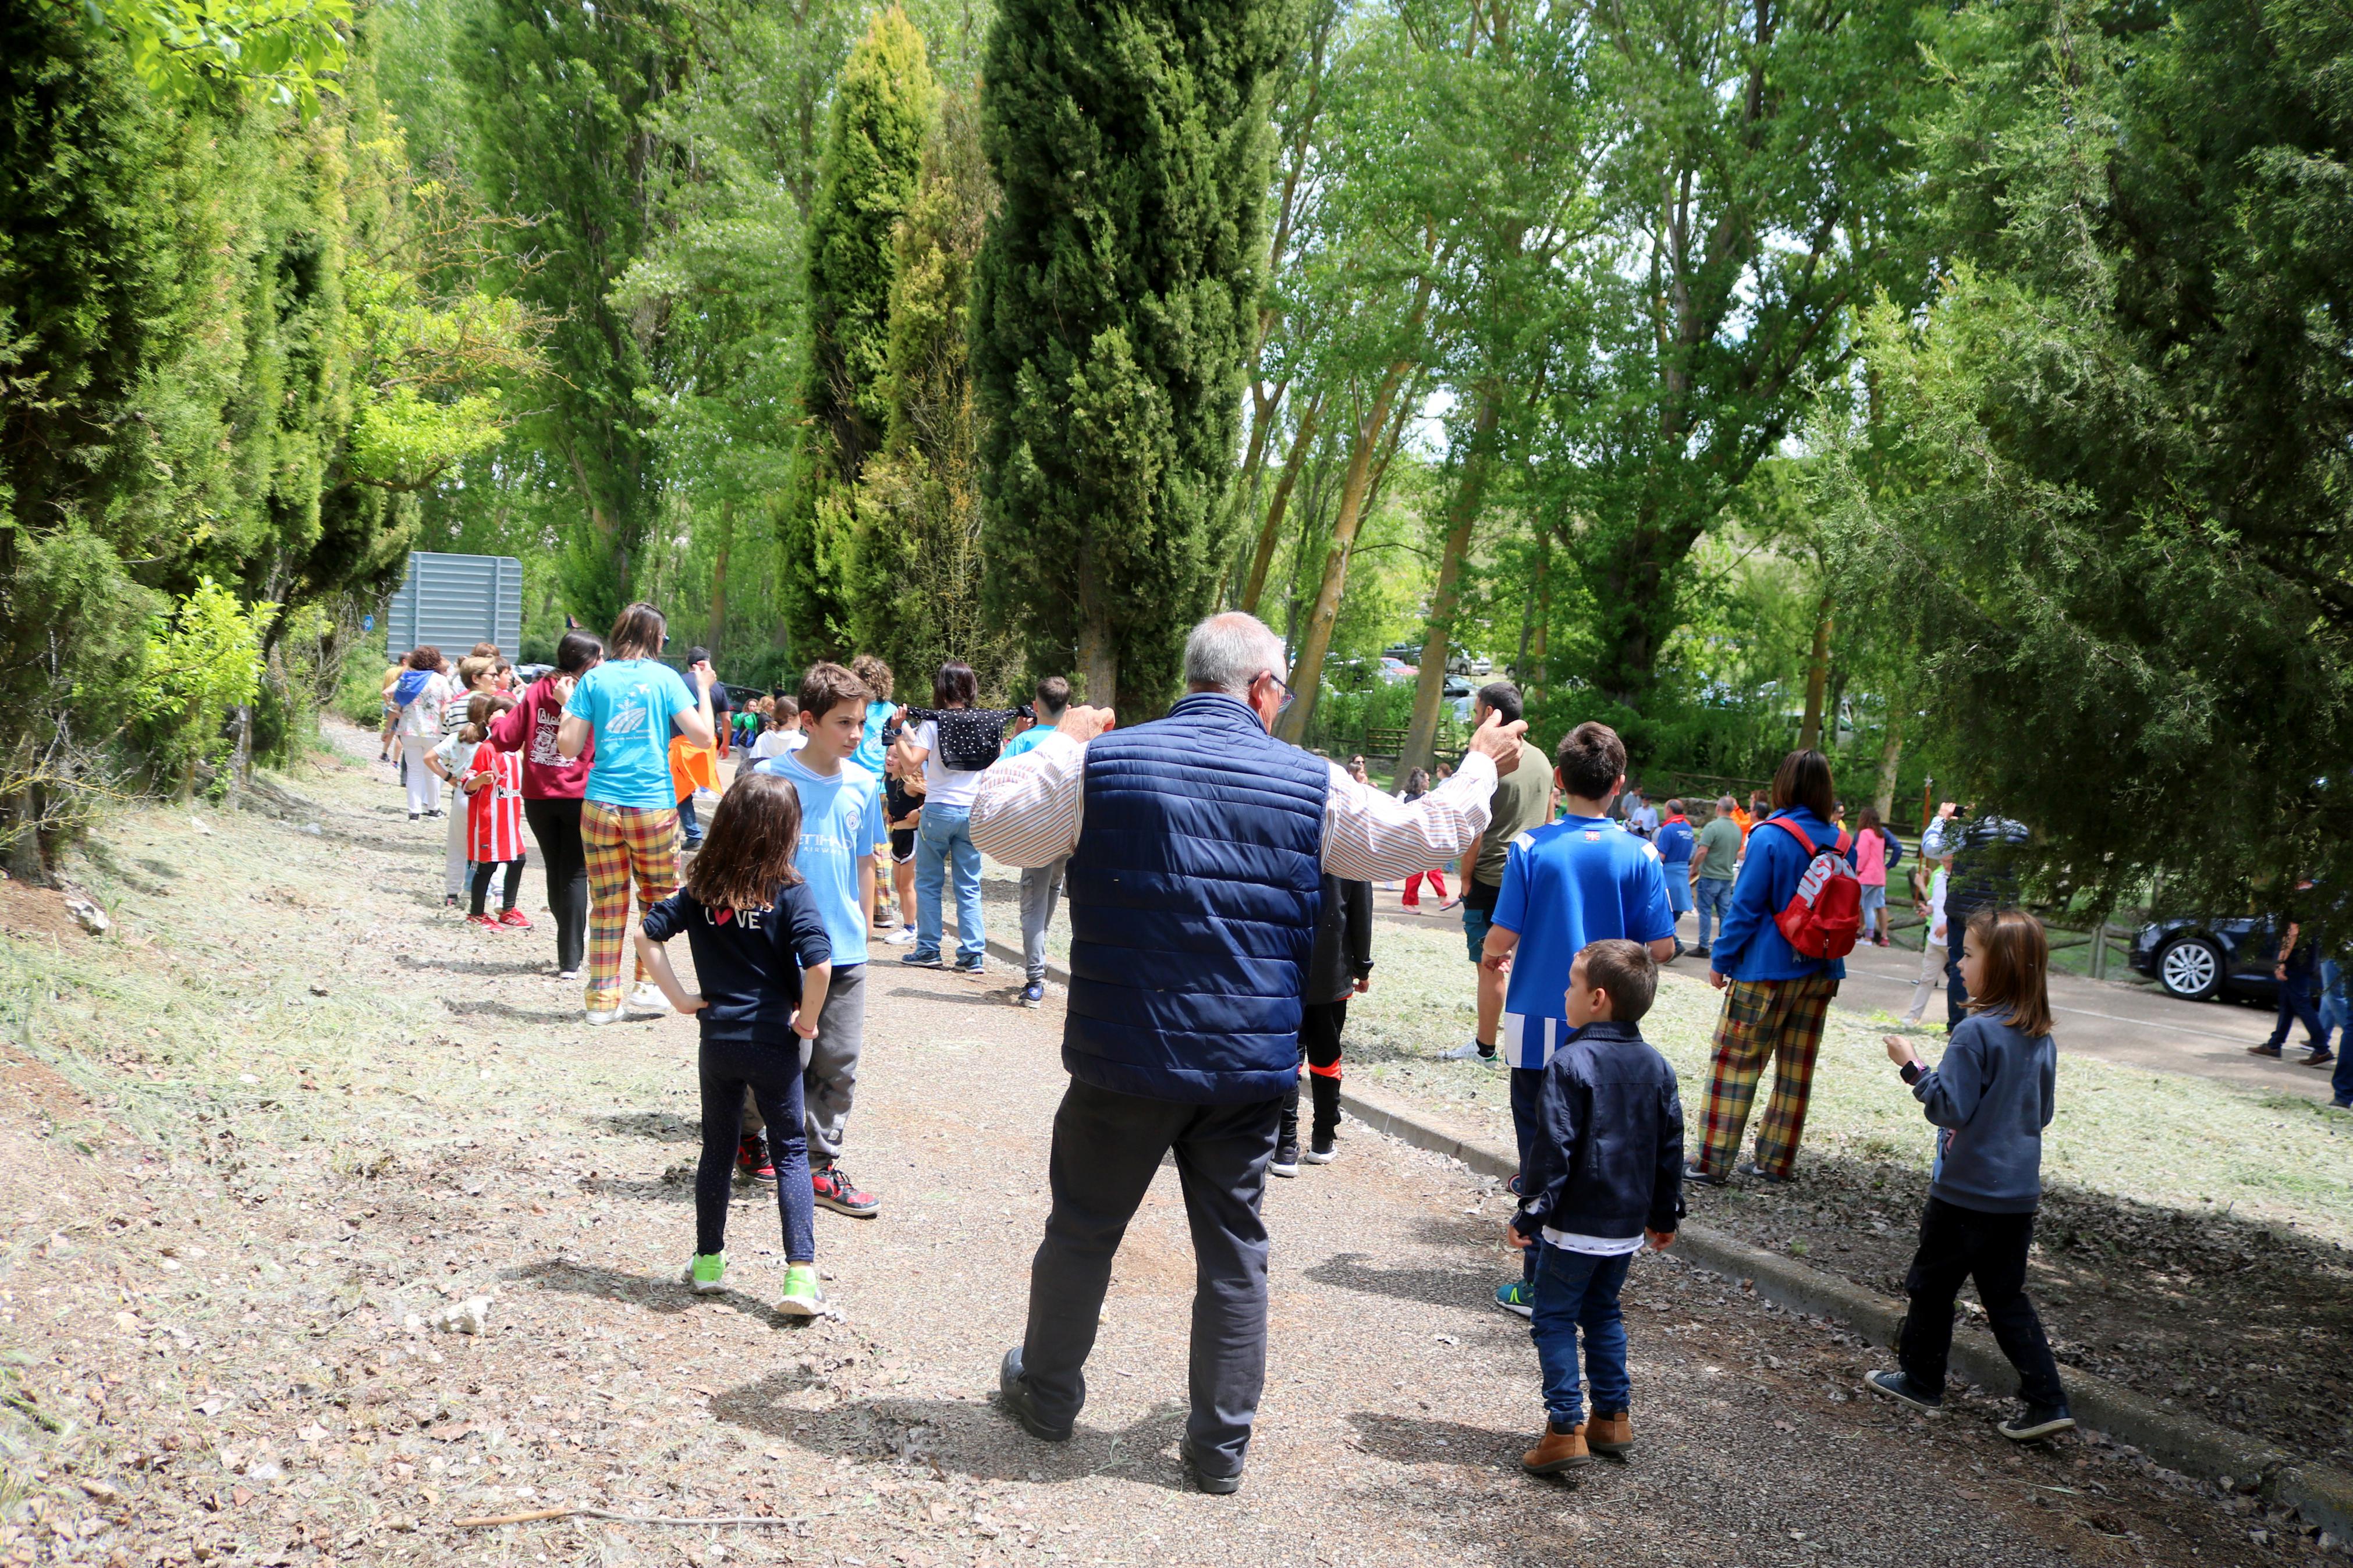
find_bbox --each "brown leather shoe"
[1586,1410,1632,1454]
[1521,1423,1591,1474]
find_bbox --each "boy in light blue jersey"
[1478,721,1677,1318]
[755,662,889,1219]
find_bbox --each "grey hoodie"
[1915,1012,2057,1214]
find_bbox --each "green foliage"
[974,0,1294,712]
[131,577,276,788]
[847,87,1018,694]
[1825,0,2353,909]
[91,0,351,119]
[782,8,938,658]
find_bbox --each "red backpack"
[1759,817,1862,959]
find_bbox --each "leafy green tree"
[1828,0,2353,909]
[457,0,685,624]
[781,7,938,658]
[848,88,1017,692]
[973,0,1294,712]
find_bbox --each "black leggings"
[1280,998,1347,1149]
[524,797,588,972]
[1898,1197,2066,1407]
[470,856,525,916]
[698,1039,815,1261]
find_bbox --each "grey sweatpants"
[798,962,868,1166]
[1018,857,1069,983]
[1019,1076,1282,1477]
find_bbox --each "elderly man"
[970,611,1527,1494]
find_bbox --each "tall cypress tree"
[971,0,1293,712]
[782,7,936,659]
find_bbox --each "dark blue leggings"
[697,1038,814,1262]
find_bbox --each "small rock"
[308,984,328,997]
[77,1479,122,1505]
[189,815,213,836]
[436,1297,491,1335]
[61,888,110,934]
[244,1460,282,1484]
[303,824,323,835]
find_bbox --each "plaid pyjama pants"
[1692,971,1840,1180]
[581,800,680,1012]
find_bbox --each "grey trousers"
[796,962,868,1166]
[1020,1076,1282,1476]
[1018,857,1068,983]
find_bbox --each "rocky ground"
[0,722,2334,1566]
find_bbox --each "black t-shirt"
[641,880,830,1042]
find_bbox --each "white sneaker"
[624,983,668,1016]
[1438,1039,1496,1063]
[584,1006,622,1026]
[884,926,917,946]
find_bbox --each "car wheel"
[2156,936,2224,1001]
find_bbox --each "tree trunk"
[1240,393,1322,617]
[1077,605,1117,713]
[1399,391,1502,777]
[1276,358,1418,745]
[1873,710,1902,822]
[707,499,734,662]
[1797,592,1833,751]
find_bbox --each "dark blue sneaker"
[953,957,986,977]
[1495,1279,1535,1317]
[1019,981,1045,1008]
[900,950,945,968]
[1865,1369,1942,1413]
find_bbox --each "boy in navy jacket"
[1506,938,1684,1474]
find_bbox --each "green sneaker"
[1494,1278,1535,1318]
[684,1252,726,1294]
[779,1263,822,1318]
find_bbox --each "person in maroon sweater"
[491,630,602,977]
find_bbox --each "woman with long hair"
[1855,803,1894,947]
[491,628,602,977]
[391,646,453,820]
[1397,769,1450,910]
[1688,748,1853,1185]
[890,661,1012,973]
[557,602,715,1023]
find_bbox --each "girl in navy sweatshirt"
[1871,909,2071,1440]
[636,773,833,1317]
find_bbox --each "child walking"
[634,772,833,1317]
[1506,939,1683,1474]
[1872,908,2073,1441]
[462,696,531,930]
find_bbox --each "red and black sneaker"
[811,1164,878,1218]
[736,1132,776,1187]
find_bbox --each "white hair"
[1184,612,1287,696]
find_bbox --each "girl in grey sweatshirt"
[1868,909,2073,1442]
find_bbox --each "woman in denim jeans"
[890,662,999,975]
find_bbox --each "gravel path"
[0,724,2327,1566]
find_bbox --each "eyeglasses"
[1255,670,1296,714]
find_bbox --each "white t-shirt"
[911,720,984,809]
[748,728,804,762]
[1541,1227,1648,1256]
[1927,867,1949,944]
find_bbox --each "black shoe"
[1303,1134,1336,1164]
[997,1348,1073,1442]
[1737,1160,1795,1185]
[1865,1369,1942,1413]
[1270,1144,1300,1178]
[1177,1435,1241,1495]
[1683,1161,1729,1187]
[1690,944,1711,958]
[1999,1402,2077,1442]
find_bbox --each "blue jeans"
[915,802,984,963]
[1529,1243,1633,1427]
[2322,959,2350,1053]
[2268,966,2323,1052]
[1693,877,1734,948]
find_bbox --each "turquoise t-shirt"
[1000,723,1057,760]
[565,658,697,809]
[853,700,895,776]
[755,753,886,966]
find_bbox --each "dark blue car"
[2128,916,2281,1003]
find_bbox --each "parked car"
[1442,674,1472,699]
[2128,916,2281,1003]
[1378,656,1416,684]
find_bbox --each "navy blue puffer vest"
[1062,692,1329,1104]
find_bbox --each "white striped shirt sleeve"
[1321,749,1499,882]
[967,727,1503,880]
[969,731,1087,867]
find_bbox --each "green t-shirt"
[1694,815,1744,880]
[1471,739,1555,891]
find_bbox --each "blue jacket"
[1510,1021,1685,1242]
[1710,808,1852,982]
[1916,1012,2056,1214]
[1062,693,1328,1104]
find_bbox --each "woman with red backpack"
[1687,749,1861,1186]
